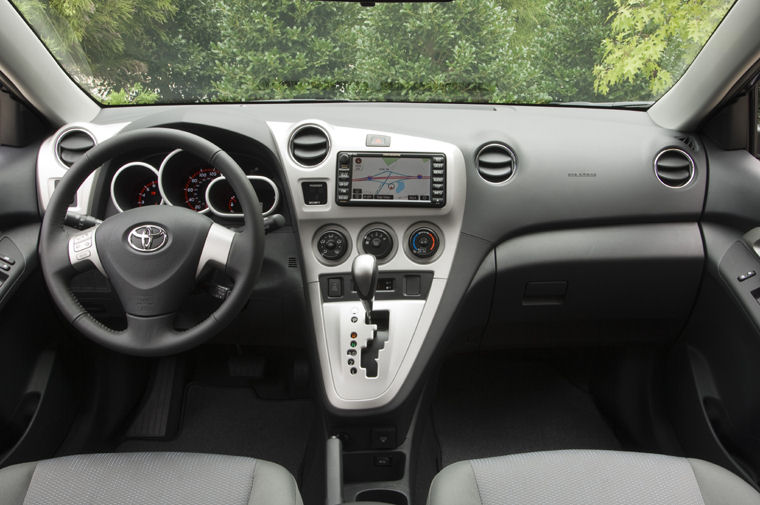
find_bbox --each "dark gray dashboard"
[36,102,706,412]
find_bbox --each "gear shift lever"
[352,254,378,321]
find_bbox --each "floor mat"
[432,356,621,467]
[119,384,314,479]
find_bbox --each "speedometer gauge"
[183,167,221,211]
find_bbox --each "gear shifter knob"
[352,254,378,318]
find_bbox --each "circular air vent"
[475,143,516,183]
[289,125,329,167]
[654,148,694,188]
[55,128,96,168]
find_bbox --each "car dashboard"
[34,102,706,412]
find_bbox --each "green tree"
[212,1,361,101]
[13,0,177,102]
[594,0,734,100]
[343,1,545,103]
[530,0,616,102]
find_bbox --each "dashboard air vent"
[476,143,516,183]
[654,148,694,188]
[56,129,96,168]
[289,125,329,167]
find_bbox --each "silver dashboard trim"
[205,175,280,218]
[268,119,466,410]
[37,122,129,214]
[110,161,162,212]
[158,148,212,214]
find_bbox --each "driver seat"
[0,452,302,505]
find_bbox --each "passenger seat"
[427,450,760,505]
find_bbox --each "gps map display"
[350,156,432,202]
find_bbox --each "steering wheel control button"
[128,225,168,252]
[302,181,328,205]
[362,228,393,259]
[75,250,91,260]
[409,228,439,258]
[0,263,9,272]
[317,230,348,261]
[0,256,14,266]
[73,240,91,252]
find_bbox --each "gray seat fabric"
[0,452,303,505]
[427,450,760,505]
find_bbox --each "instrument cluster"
[109,149,280,218]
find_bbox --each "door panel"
[669,137,760,487]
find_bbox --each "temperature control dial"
[362,228,394,259]
[317,230,348,261]
[409,228,440,259]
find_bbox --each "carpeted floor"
[118,383,315,480]
[432,356,621,467]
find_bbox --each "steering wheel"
[39,128,265,356]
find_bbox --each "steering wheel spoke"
[68,225,106,276]
[124,312,177,345]
[196,223,236,278]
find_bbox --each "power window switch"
[738,271,756,282]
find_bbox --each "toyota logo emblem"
[128,225,168,252]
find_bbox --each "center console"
[269,120,466,412]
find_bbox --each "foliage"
[211,1,360,101]
[594,0,734,100]
[343,1,545,103]
[11,0,737,105]
[14,0,176,98]
[531,0,616,103]
[102,83,160,105]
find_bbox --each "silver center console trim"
[37,122,129,214]
[269,120,466,410]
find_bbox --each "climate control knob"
[362,228,393,259]
[317,229,348,261]
[409,228,440,259]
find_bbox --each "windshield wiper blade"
[548,101,653,109]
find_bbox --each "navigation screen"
[350,155,432,202]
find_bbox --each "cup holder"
[355,489,408,505]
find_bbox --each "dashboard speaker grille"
[654,148,694,188]
[476,143,516,183]
[289,125,329,167]
[56,129,96,168]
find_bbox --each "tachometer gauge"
[137,180,161,207]
[182,167,221,211]
[111,161,162,212]
[228,195,239,213]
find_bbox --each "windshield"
[10,0,735,106]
